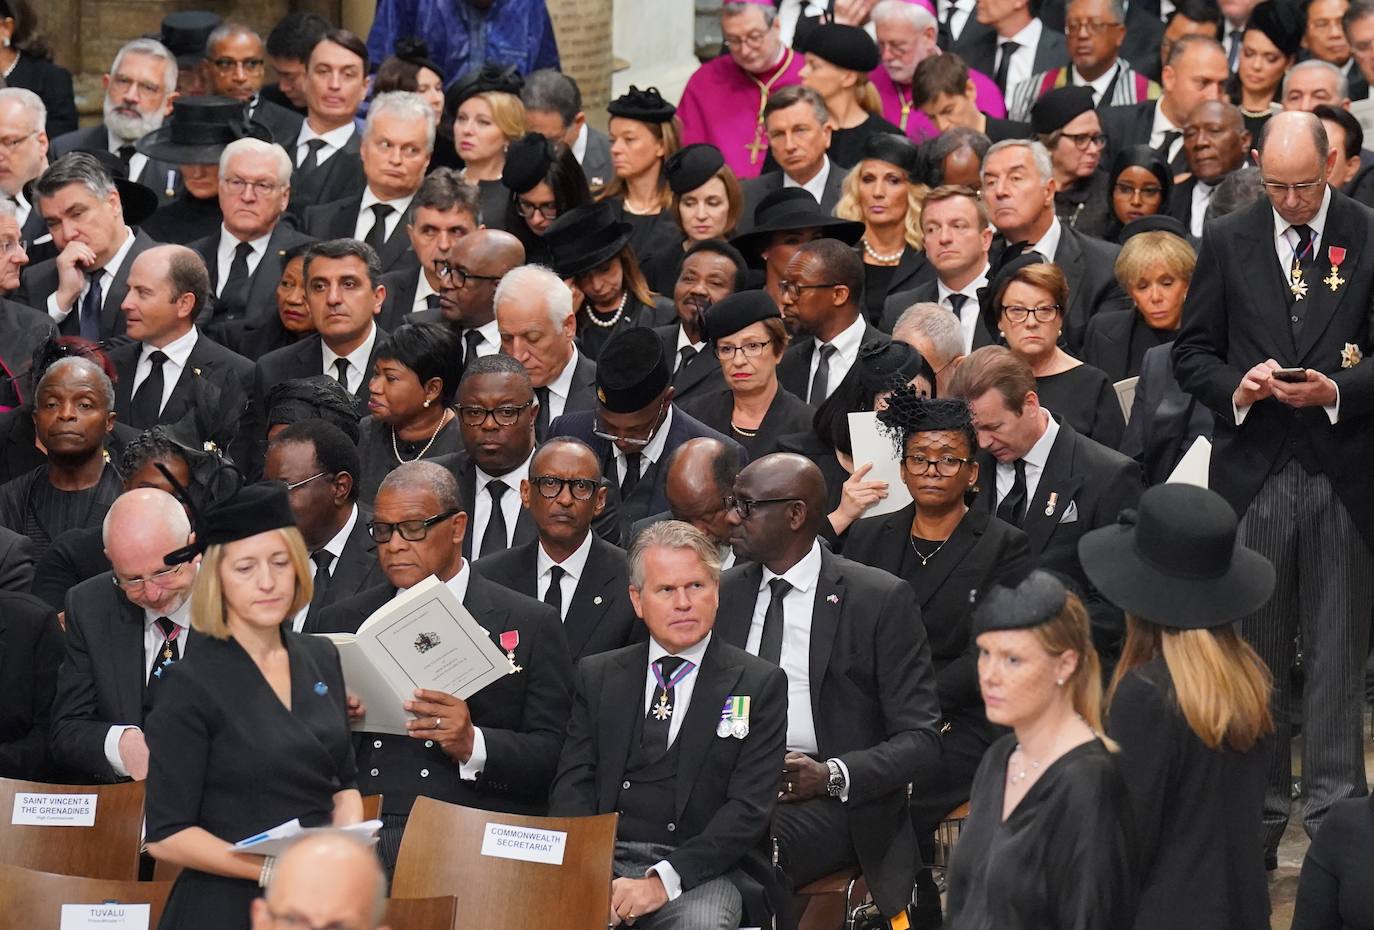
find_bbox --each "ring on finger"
[434,716,442,729]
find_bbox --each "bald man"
[251,832,389,930]
[710,452,940,922]
[412,228,525,369]
[109,244,253,434]
[49,489,200,783]
[1174,110,1374,864]
[663,438,742,569]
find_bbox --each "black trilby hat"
[1078,484,1276,628]
[542,203,633,279]
[136,96,274,165]
[729,188,864,267]
[67,149,159,227]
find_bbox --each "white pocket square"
[1059,501,1079,524]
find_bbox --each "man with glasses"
[473,436,642,661]
[677,1,805,179]
[49,488,200,783]
[415,229,524,365]
[548,326,744,536]
[304,92,434,275]
[0,88,56,265]
[1167,100,1251,240]
[952,0,1069,98]
[713,451,940,927]
[376,168,479,325]
[200,22,304,147]
[264,419,384,633]
[1174,109,1374,869]
[316,460,574,871]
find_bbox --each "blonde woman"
[834,131,930,325]
[796,24,901,169]
[1084,483,1276,930]
[446,65,527,231]
[144,480,361,930]
[945,570,1138,930]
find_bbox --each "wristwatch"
[825,759,845,799]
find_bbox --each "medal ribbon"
[653,658,697,693]
[499,630,519,653]
[719,695,749,720]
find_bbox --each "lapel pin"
[313,681,328,696]
[826,594,839,604]
[1045,492,1058,518]
[593,595,603,605]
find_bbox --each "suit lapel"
[104,233,146,333]
[379,203,417,270]
[1297,195,1358,362]
[598,645,646,809]
[911,509,985,607]
[674,638,743,817]
[718,564,763,648]
[115,596,147,720]
[1019,422,1085,554]
[808,551,844,729]
[248,229,290,311]
[1247,209,1302,359]
[564,542,618,659]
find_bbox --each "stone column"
[548,0,615,131]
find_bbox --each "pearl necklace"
[392,408,451,463]
[585,292,629,328]
[1008,744,1042,784]
[1,50,18,81]
[862,238,904,264]
[908,534,948,566]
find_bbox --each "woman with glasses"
[1237,2,1299,141]
[680,290,813,459]
[1108,146,1172,242]
[221,244,317,361]
[356,323,465,503]
[645,143,744,294]
[501,132,593,266]
[446,65,527,234]
[992,256,1126,449]
[1032,87,1113,240]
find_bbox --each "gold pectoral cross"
[1325,266,1346,292]
[746,121,768,165]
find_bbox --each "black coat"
[1081,308,1175,384]
[580,127,614,190]
[1121,342,1212,486]
[250,328,389,423]
[7,54,77,137]
[14,229,161,341]
[680,386,815,460]
[376,266,427,332]
[189,224,317,329]
[0,590,62,779]
[251,97,304,147]
[300,508,387,632]
[471,535,645,661]
[0,297,56,409]
[303,193,419,274]
[284,127,367,220]
[0,408,43,486]
[776,317,890,402]
[655,322,725,405]
[31,524,106,612]
[952,22,1069,81]
[49,125,182,203]
[1099,100,1180,171]
[108,329,253,432]
[0,523,32,593]
[316,572,575,817]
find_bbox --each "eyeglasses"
[531,475,599,500]
[0,130,36,153]
[1001,304,1062,323]
[593,402,667,448]
[457,400,533,427]
[777,280,840,300]
[210,57,266,74]
[1260,178,1326,196]
[722,29,769,49]
[516,198,559,221]
[0,238,27,256]
[109,74,165,99]
[112,561,186,594]
[1064,19,1120,34]
[285,471,332,491]
[435,260,502,288]
[263,906,361,930]
[1060,131,1108,150]
[903,453,972,477]
[724,495,802,520]
[222,177,283,197]
[367,509,460,543]
[1113,182,1163,200]
[714,339,773,360]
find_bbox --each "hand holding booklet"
[317,575,515,735]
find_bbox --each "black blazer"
[303,193,419,273]
[7,55,77,137]
[1121,341,1212,486]
[737,165,847,234]
[563,351,601,419]
[189,224,317,327]
[1080,307,1173,384]
[376,266,426,331]
[952,21,1069,81]
[0,524,33,594]
[14,229,160,341]
[0,297,56,408]
[20,201,57,267]
[879,278,995,349]
[316,572,575,816]
[108,329,254,432]
[777,318,890,401]
[0,590,62,779]
[49,125,181,204]
[1100,100,1172,169]
[1173,189,1374,548]
[285,127,367,219]
[301,508,387,632]
[550,636,787,893]
[250,329,389,420]
[428,448,539,560]
[580,126,614,190]
[1164,175,1198,238]
[471,535,644,661]
[251,97,304,147]
[655,322,725,404]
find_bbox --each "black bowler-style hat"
[665,143,726,196]
[67,149,159,227]
[729,188,864,268]
[542,203,633,279]
[797,23,880,73]
[1078,484,1276,628]
[502,132,556,195]
[701,289,781,341]
[136,96,273,165]
[153,11,222,70]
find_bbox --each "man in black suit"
[48,489,201,783]
[1172,110,1374,861]
[1168,100,1250,239]
[777,238,891,404]
[548,327,746,534]
[264,419,385,632]
[0,202,56,409]
[18,152,160,342]
[494,265,599,438]
[285,30,369,217]
[0,524,33,593]
[0,587,61,779]
[522,68,615,190]
[473,436,642,661]
[110,245,252,436]
[550,520,787,930]
[664,438,743,571]
[200,22,304,146]
[0,89,57,264]
[189,138,314,328]
[413,229,524,362]
[49,38,182,205]
[1037,0,1166,78]
[953,0,1069,96]
[1347,1,1374,102]
[1099,35,1229,170]
[881,185,994,351]
[736,87,845,234]
[303,91,431,275]
[375,169,480,327]
[656,240,741,405]
[715,453,942,922]
[951,345,1141,653]
[316,461,575,870]
[980,138,1131,350]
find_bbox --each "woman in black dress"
[0,1,78,137]
[596,85,685,275]
[1107,146,1172,243]
[145,478,361,930]
[680,290,812,459]
[501,132,592,267]
[220,244,316,360]
[356,322,464,502]
[446,65,526,232]
[946,570,1137,930]
[991,257,1126,448]
[796,24,903,169]
[1082,482,1276,930]
[645,143,744,294]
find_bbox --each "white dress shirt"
[354,189,415,243]
[938,264,990,354]
[1028,215,1064,264]
[107,129,151,190]
[466,318,501,359]
[296,120,355,169]
[612,407,674,486]
[1190,181,1214,240]
[940,0,975,42]
[1071,62,1122,106]
[321,323,379,395]
[536,532,593,622]
[215,226,272,297]
[572,122,589,164]
[746,540,823,755]
[103,597,193,777]
[673,325,706,373]
[472,452,532,552]
[131,327,199,415]
[12,189,30,231]
[783,156,832,203]
[412,271,438,316]
[289,504,359,632]
[999,18,1044,93]
[1148,102,1184,164]
[436,562,487,780]
[996,408,1059,507]
[543,347,581,422]
[47,227,136,322]
[807,314,866,404]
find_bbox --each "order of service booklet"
[317,575,514,735]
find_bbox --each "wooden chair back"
[384,895,458,930]
[0,777,145,880]
[0,863,172,930]
[391,799,617,930]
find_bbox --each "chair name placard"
[59,903,150,929]
[480,823,568,866]
[12,792,98,826]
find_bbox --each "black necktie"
[309,549,335,616]
[463,329,484,365]
[644,655,689,752]
[544,564,565,616]
[1159,130,1185,173]
[147,616,179,689]
[117,144,136,166]
[334,358,351,392]
[620,452,643,499]
[425,292,442,312]
[298,138,327,173]
[758,578,791,666]
[1227,29,1242,70]
[676,344,697,373]
[947,292,968,319]
[535,386,551,438]
[994,41,1020,92]
[131,350,168,427]
[1289,224,1316,323]
[481,480,508,557]
[79,270,102,341]
[997,459,1029,527]
[220,241,254,317]
[364,203,394,251]
[809,342,837,405]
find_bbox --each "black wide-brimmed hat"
[66,149,159,227]
[153,10,221,70]
[596,327,670,413]
[729,188,865,268]
[136,96,273,165]
[1078,484,1276,628]
[542,203,633,278]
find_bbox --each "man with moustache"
[655,240,744,405]
[200,22,304,145]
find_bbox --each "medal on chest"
[499,630,522,673]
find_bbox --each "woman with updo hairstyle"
[356,322,465,502]
[500,131,592,265]
[144,477,361,930]
[1108,145,1172,241]
[598,85,686,275]
[795,23,902,169]
[945,569,1138,930]
[372,39,445,122]
[445,64,527,230]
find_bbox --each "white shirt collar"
[473,318,501,354]
[1005,17,1042,45]
[298,120,355,150]
[675,323,704,354]
[414,271,437,312]
[217,225,273,269]
[1271,185,1332,251]
[1149,100,1182,152]
[648,629,712,664]
[547,345,580,401]
[319,504,359,561]
[360,187,416,215]
[1022,408,1059,470]
[1071,62,1120,102]
[143,593,192,630]
[101,228,137,282]
[1030,215,1063,263]
[537,530,593,583]
[635,405,674,466]
[760,538,823,594]
[937,262,990,299]
[141,323,198,360]
[321,322,378,384]
[477,448,534,486]
[822,312,867,360]
[572,122,589,164]
[440,560,471,604]
[783,156,831,203]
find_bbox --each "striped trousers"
[1239,461,1372,853]
[615,840,743,930]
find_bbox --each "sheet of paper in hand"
[848,410,913,517]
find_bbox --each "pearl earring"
[1055,678,1064,687]
[423,399,431,407]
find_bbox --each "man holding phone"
[1173,110,1374,870]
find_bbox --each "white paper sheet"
[233,818,382,858]
[847,410,912,517]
